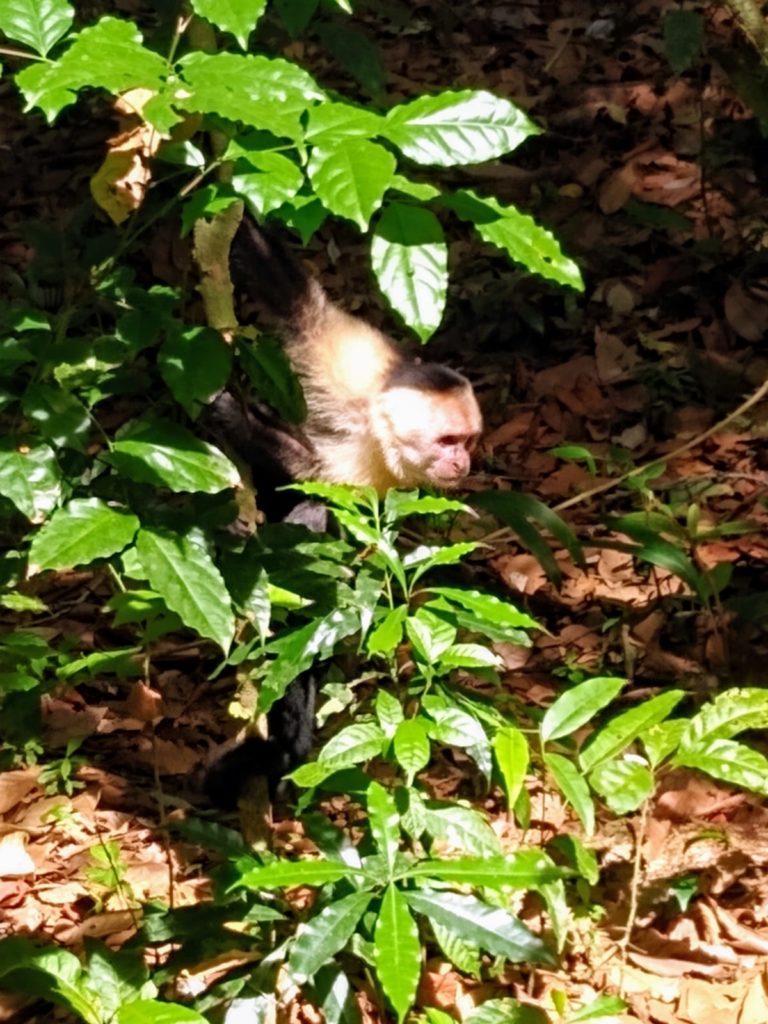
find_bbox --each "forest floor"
[1,1,768,1022]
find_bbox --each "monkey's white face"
[374,384,483,489]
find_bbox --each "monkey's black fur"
[205,672,318,809]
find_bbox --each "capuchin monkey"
[205,216,482,810]
[211,216,483,497]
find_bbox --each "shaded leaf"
[289,891,373,982]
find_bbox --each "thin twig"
[553,374,768,513]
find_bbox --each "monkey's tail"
[230,215,326,326]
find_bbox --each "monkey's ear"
[230,215,311,320]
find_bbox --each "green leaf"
[541,677,625,744]
[28,498,139,572]
[16,18,167,122]
[375,688,404,736]
[237,335,307,423]
[367,606,407,657]
[427,708,487,748]
[543,753,595,836]
[308,138,396,230]
[420,803,501,857]
[0,439,61,522]
[0,938,101,1024]
[621,535,706,599]
[238,859,352,889]
[674,738,768,796]
[306,100,384,144]
[289,890,373,982]
[382,89,539,167]
[0,0,73,55]
[117,1002,208,1024]
[406,889,553,964]
[190,0,267,49]
[178,51,324,143]
[110,418,240,493]
[406,610,456,664]
[493,725,529,808]
[430,922,481,977]
[408,851,562,889]
[373,885,421,1022]
[371,203,447,341]
[443,189,583,290]
[438,643,501,669]
[367,781,400,871]
[158,325,232,417]
[319,721,386,766]
[471,490,584,583]
[393,717,431,783]
[680,688,768,749]
[384,491,469,521]
[663,10,704,75]
[549,443,597,476]
[643,719,686,768]
[428,586,540,632]
[467,998,549,1024]
[231,148,305,217]
[134,526,235,650]
[589,759,654,814]
[565,994,627,1022]
[579,690,684,773]
[21,383,90,452]
[390,174,441,202]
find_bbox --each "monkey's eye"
[437,434,462,447]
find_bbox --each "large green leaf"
[426,708,487,748]
[178,51,323,142]
[406,610,456,664]
[543,753,594,837]
[382,89,539,167]
[679,688,768,749]
[443,189,583,290]
[190,0,267,49]
[319,721,386,767]
[0,938,101,1024]
[231,148,305,216]
[588,759,653,815]
[408,851,562,889]
[579,690,684,773]
[289,890,373,982]
[238,859,352,889]
[467,999,549,1024]
[493,725,529,808]
[0,0,73,55]
[373,885,421,1022]
[117,1003,208,1024]
[540,677,625,743]
[0,439,61,522]
[305,100,384,144]
[16,18,167,122]
[420,803,501,857]
[675,738,768,796]
[110,418,240,494]
[428,587,540,632]
[21,383,90,452]
[367,781,400,873]
[406,889,553,964]
[308,137,395,230]
[393,717,431,783]
[134,526,235,650]
[28,498,139,572]
[158,326,232,417]
[371,203,447,341]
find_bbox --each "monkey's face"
[374,383,482,489]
